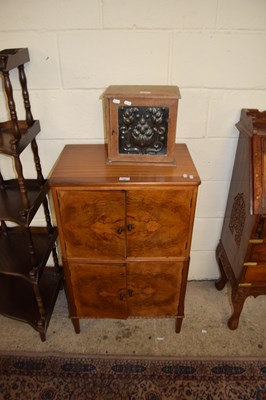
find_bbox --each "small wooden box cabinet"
[216,109,266,329]
[101,85,181,165]
[49,144,200,334]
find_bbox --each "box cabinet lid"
[101,85,181,100]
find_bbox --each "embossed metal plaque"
[118,106,169,155]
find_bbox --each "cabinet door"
[68,262,127,319]
[57,190,125,259]
[126,261,183,317]
[126,189,193,257]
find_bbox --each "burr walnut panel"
[57,190,125,260]
[126,261,184,317]
[126,189,192,258]
[68,262,127,319]
[57,188,193,260]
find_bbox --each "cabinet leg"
[175,317,183,333]
[215,260,228,291]
[71,318,80,334]
[40,331,46,342]
[228,287,249,330]
[215,243,228,291]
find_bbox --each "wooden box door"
[126,189,193,257]
[108,98,178,164]
[57,190,126,260]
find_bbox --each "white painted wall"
[1,0,266,280]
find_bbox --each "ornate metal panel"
[118,106,169,155]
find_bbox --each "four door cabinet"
[49,144,200,333]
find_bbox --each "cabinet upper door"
[126,189,193,257]
[57,190,125,260]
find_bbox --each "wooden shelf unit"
[0,48,63,341]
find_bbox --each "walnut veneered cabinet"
[49,144,200,334]
[216,109,266,329]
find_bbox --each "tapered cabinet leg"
[175,317,183,333]
[71,318,80,334]
[40,331,46,342]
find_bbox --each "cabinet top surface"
[101,85,181,99]
[49,144,200,187]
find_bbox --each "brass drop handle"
[117,226,123,234]
[127,223,134,231]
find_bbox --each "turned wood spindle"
[2,71,21,141]
[18,64,34,126]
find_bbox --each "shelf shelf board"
[0,268,63,336]
[0,179,49,226]
[0,226,58,279]
[0,48,30,72]
[0,120,41,155]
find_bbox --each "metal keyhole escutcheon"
[127,223,134,231]
[117,226,123,234]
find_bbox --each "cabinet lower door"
[67,262,127,319]
[126,261,184,317]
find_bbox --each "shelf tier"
[0,268,63,340]
[0,179,49,226]
[0,48,29,72]
[0,120,41,155]
[0,226,58,280]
